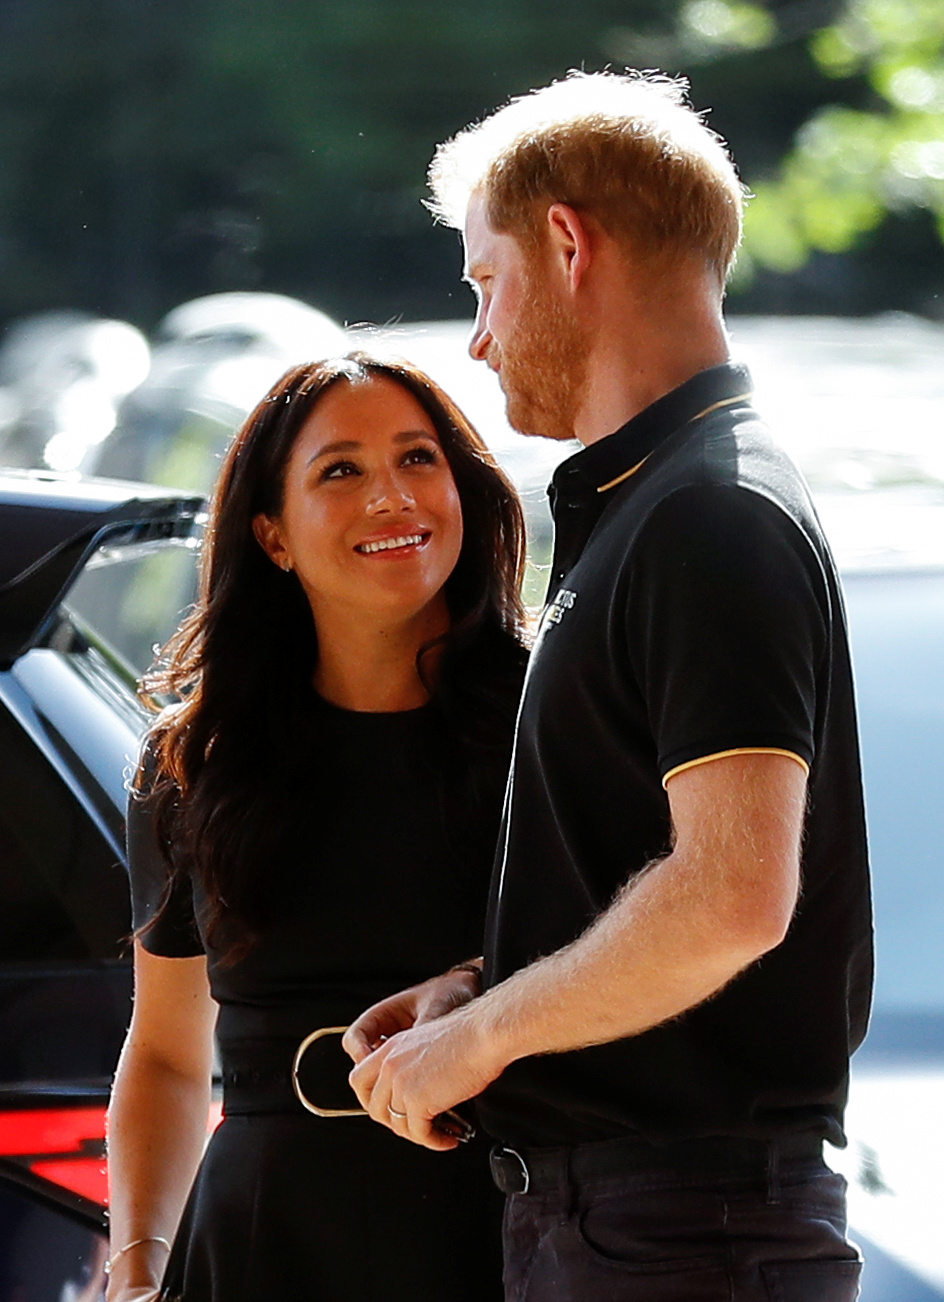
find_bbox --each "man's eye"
[320,460,359,481]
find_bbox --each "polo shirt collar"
[549,362,754,502]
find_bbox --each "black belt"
[489,1131,824,1195]
[222,1029,363,1117]
[222,1029,477,1142]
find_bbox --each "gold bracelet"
[104,1235,172,1275]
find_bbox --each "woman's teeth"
[357,533,424,554]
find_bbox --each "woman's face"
[256,375,464,626]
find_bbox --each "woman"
[106,354,528,1302]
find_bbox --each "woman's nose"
[366,473,415,514]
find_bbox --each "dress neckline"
[310,687,436,723]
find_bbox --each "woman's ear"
[252,513,292,572]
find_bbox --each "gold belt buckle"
[290,1024,476,1141]
[291,1025,365,1117]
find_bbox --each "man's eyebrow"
[305,430,437,467]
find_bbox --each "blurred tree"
[0,0,934,327]
[729,0,944,312]
[0,0,688,327]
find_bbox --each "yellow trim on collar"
[662,747,810,788]
[596,456,650,494]
[595,391,753,495]
[688,392,753,424]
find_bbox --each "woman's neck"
[311,599,449,712]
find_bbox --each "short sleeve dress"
[129,690,511,1302]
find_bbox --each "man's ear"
[545,203,592,292]
[252,512,292,572]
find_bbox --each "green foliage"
[740,0,944,271]
[0,0,686,326]
[0,0,930,322]
[680,0,776,55]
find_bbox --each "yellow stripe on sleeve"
[662,747,810,789]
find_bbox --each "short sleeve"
[626,484,827,781]
[127,750,204,958]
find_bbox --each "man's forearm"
[347,754,805,1146]
[470,844,792,1073]
[470,752,805,1073]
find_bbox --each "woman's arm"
[106,942,217,1301]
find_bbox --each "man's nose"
[468,306,491,362]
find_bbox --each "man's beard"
[495,270,590,442]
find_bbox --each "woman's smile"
[354,529,432,556]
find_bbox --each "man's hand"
[348,1002,505,1151]
[342,966,480,1066]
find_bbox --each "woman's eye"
[402,446,438,467]
[320,460,359,481]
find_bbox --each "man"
[345,70,871,1301]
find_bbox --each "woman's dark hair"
[138,353,527,960]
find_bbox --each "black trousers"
[499,1139,862,1301]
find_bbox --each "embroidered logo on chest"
[545,587,578,626]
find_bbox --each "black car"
[0,470,201,1301]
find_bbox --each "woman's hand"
[342,965,480,1065]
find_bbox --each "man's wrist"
[458,979,523,1081]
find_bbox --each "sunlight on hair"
[427,69,744,282]
[429,70,722,226]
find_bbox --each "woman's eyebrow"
[393,429,439,443]
[306,439,360,467]
[306,430,437,467]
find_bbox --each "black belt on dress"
[222,1031,362,1116]
[489,1130,824,1195]
[222,1029,477,1142]
[216,986,411,1117]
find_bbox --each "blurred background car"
[85,292,348,493]
[0,313,151,477]
[0,310,942,1299]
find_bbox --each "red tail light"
[0,1100,223,1208]
[0,1104,223,1203]
[0,1106,107,1205]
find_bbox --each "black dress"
[128,692,510,1301]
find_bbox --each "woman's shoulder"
[131,702,188,793]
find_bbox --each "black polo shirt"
[479,363,873,1150]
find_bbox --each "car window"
[62,534,201,686]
